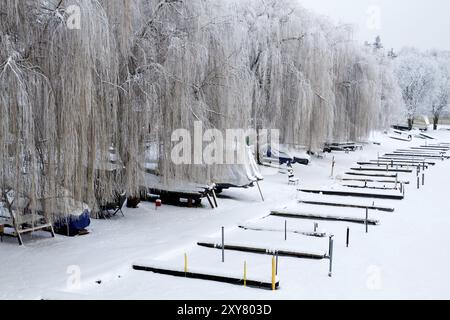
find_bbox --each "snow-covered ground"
[2,129,450,300]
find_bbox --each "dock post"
[331,156,335,177]
[285,220,287,241]
[244,261,247,287]
[346,227,350,248]
[222,227,225,263]
[276,253,279,275]
[365,208,369,233]
[422,173,425,186]
[272,256,276,290]
[184,253,188,276]
[328,235,334,277]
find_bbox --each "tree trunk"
[407,118,414,130]
[433,115,439,130]
[256,125,262,165]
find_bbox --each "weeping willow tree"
[1,0,120,223]
[0,0,402,223]
[237,0,401,152]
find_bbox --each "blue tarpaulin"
[55,209,91,236]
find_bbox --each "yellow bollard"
[244,261,247,287]
[271,256,276,291]
[184,253,188,275]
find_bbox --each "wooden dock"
[299,188,404,200]
[197,242,327,260]
[298,200,394,212]
[271,210,380,225]
[132,264,279,290]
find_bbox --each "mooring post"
[365,207,369,233]
[244,261,247,287]
[328,235,334,277]
[417,176,420,190]
[331,156,335,177]
[222,226,225,263]
[422,172,425,186]
[346,227,350,248]
[184,253,188,276]
[276,253,279,275]
[391,159,394,168]
[272,256,276,291]
[395,173,398,189]
[285,220,287,241]
[423,161,426,171]
[314,222,318,233]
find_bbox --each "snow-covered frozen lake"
[2,130,450,300]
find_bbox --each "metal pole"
[346,227,350,248]
[331,156,335,177]
[184,253,188,276]
[328,235,334,277]
[256,181,265,202]
[284,220,287,241]
[395,173,398,189]
[365,207,369,233]
[272,256,276,291]
[422,173,425,186]
[244,261,247,287]
[417,176,420,190]
[276,253,279,275]
[222,226,225,263]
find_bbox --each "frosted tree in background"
[394,48,436,129]
[394,48,450,130]
[429,51,450,130]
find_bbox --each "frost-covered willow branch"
[0,0,402,221]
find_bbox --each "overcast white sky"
[298,0,450,51]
